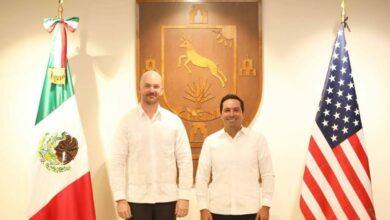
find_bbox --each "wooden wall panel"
[137,1,262,174]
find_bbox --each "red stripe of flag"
[64,22,76,33]
[303,167,336,219]
[30,172,96,220]
[333,144,376,219]
[60,21,67,68]
[309,136,359,219]
[300,196,316,220]
[348,133,371,179]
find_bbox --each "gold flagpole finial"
[341,0,345,22]
[340,0,351,31]
[58,0,64,19]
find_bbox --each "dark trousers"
[211,213,257,220]
[128,201,176,220]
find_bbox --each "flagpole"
[58,0,64,19]
[341,0,345,23]
[341,0,351,31]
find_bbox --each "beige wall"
[1,0,389,219]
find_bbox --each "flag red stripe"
[300,196,316,220]
[309,137,359,219]
[333,145,376,219]
[30,172,96,220]
[64,22,76,33]
[303,167,336,218]
[348,134,371,179]
[60,21,67,68]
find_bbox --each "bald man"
[109,71,193,220]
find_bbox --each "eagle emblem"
[38,132,79,173]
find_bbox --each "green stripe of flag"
[35,60,74,125]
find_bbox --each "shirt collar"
[137,104,162,120]
[221,126,248,139]
[240,127,249,135]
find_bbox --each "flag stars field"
[325,97,332,105]
[337,89,343,97]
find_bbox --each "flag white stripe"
[356,130,367,150]
[340,138,374,202]
[312,125,370,219]
[301,183,327,220]
[307,153,348,219]
[355,129,374,202]
[28,96,90,217]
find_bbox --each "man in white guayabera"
[109,70,193,220]
[196,94,275,220]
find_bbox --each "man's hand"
[255,206,270,220]
[200,209,213,220]
[175,199,189,217]
[116,200,132,219]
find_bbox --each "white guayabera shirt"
[109,105,193,203]
[196,127,275,215]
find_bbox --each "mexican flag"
[27,17,96,220]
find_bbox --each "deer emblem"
[178,35,227,87]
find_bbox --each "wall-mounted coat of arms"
[137,1,263,162]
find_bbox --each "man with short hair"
[109,70,193,220]
[196,94,275,220]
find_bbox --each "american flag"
[300,25,376,219]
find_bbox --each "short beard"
[144,99,158,105]
[142,95,159,105]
